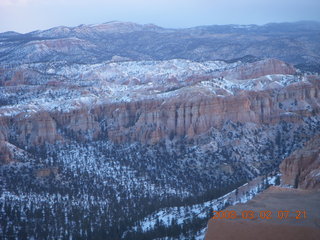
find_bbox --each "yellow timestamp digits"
[211,210,307,220]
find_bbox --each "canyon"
[1,58,319,158]
[0,21,320,239]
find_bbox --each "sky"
[0,0,319,33]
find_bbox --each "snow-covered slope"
[123,175,279,239]
[1,21,320,66]
[0,58,302,115]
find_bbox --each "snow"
[0,58,311,120]
[195,227,207,240]
[310,170,320,177]
[125,174,280,237]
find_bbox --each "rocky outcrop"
[13,111,62,146]
[205,187,320,240]
[0,57,319,164]
[0,77,319,150]
[57,79,319,144]
[280,135,320,189]
[220,59,296,80]
[0,140,30,164]
[0,141,13,164]
[35,167,59,178]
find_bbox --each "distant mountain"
[0,21,320,68]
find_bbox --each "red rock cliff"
[280,135,320,190]
[0,79,319,149]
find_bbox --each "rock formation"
[280,135,320,189]
[0,59,319,158]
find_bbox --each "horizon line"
[1,19,319,35]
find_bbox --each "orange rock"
[280,135,320,190]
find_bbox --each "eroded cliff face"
[280,135,320,190]
[104,81,319,143]
[0,59,319,163]
[0,76,320,153]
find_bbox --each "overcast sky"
[1,0,319,33]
